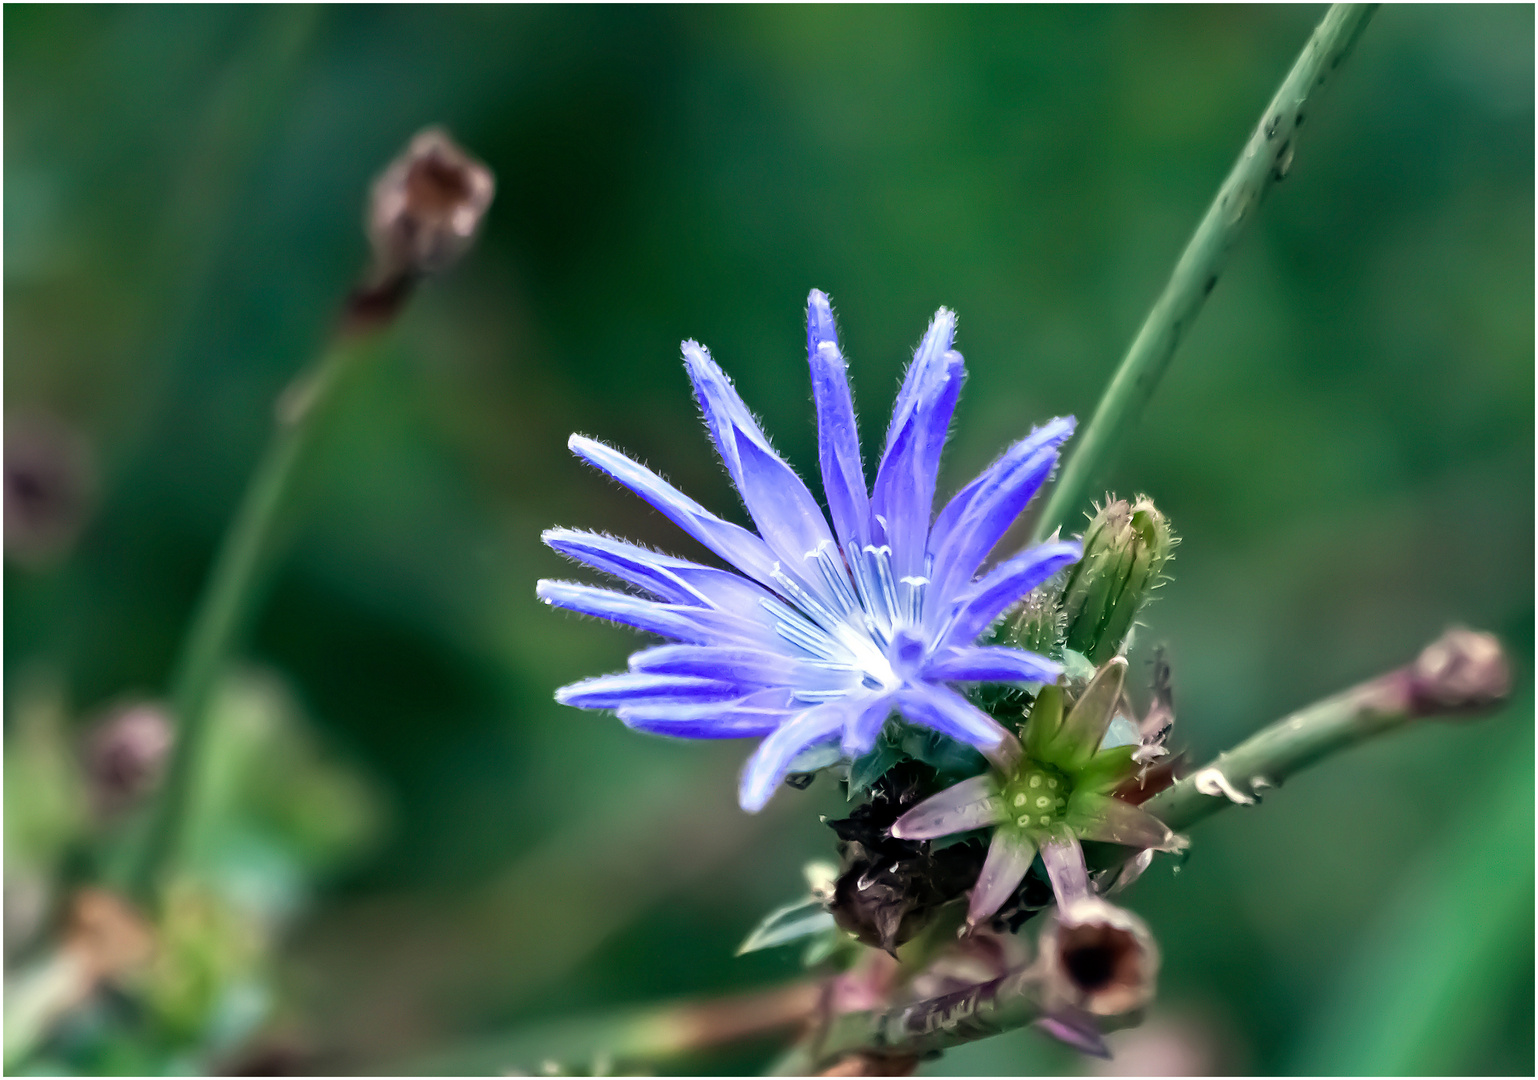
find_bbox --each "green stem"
[1144,626,1509,833]
[397,980,821,1076]
[122,329,383,902]
[1032,3,1378,542]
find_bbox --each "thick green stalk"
[122,330,382,902]
[1032,3,1377,542]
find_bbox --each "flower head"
[540,290,1081,811]
[891,658,1186,928]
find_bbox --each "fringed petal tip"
[807,288,838,352]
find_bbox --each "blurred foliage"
[5,4,1532,1074]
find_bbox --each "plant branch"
[398,980,822,1076]
[1144,626,1511,833]
[1032,3,1378,542]
[121,325,386,902]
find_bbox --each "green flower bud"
[1059,495,1176,665]
[1000,587,1066,658]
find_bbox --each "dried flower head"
[367,126,495,283]
[5,411,97,568]
[1038,897,1159,1017]
[541,290,1081,811]
[83,702,174,818]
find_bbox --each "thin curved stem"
[121,328,385,903]
[1032,3,1378,542]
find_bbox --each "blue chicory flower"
[539,290,1081,812]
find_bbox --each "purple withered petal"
[1033,1014,1111,1059]
[967,828,1038,927]
[890,773,1006,840]
[1039,833,1093,910]
[1067,793,1186,852]
[923,645,1062,685]
[739,699,858,812]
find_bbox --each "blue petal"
[926,443,1062,610]
[872,310,963,579]
[809,323,869,550]
[739,699,855,812]
[619,688,796,738]
[542,528,786,620]
[567,435,782,590]
[927,416,1075,572]
[556,672,742,709]
[936,540,1082,649]
[629,643,851,693]
[537,579,767,646]
[682,343,843,600]
[841,695,896,757]
[924,645,1062,684]
[894,682,1012,755]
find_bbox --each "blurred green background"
[5,4,1532,1074]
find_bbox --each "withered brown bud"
[367,126,495,283]
[5,411,97,568]
[84,703,174,818]
[64,888,154,983]
[1038,899,1159,1018]
[1407,626,1511,719]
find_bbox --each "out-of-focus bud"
[83,702,174,818]
[4,411,97,569]
[1407,626,1511,719]
[1038,898,1159,1018]
[1059,496,1176,665]
[65,888,155,983]
[366,126,495,284]
[1093,1012,1229,1076]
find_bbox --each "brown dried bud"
[83,703,174,818]
[1407,626,1511,719]
[1038,899,1159,1017]
[64,888,154,983]
[367,126,495,283]
[5,411,97,568]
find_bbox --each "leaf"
[735,897,836,955]
[847,735,904,800]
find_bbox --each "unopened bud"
[367,126,494,283]
[83,703,174,818]
[1003,588,1066,658]
[4,411,97,569]
[1060,496,1176,665]
[1407,626,1511,719]
[1038,898,1159,1017]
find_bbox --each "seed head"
[366,126,495,283]
[1407,626,1511,719]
